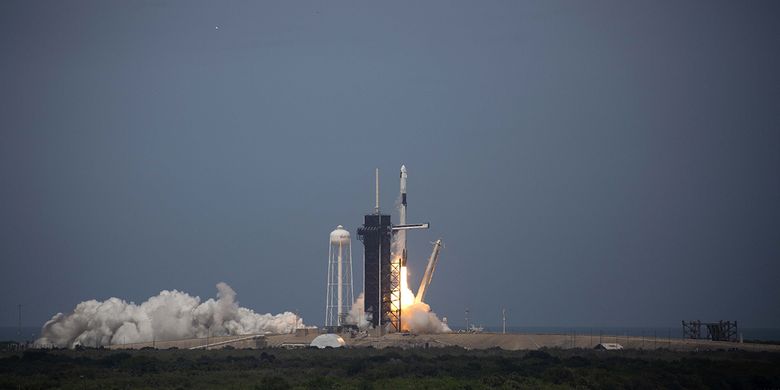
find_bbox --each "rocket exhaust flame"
[400,266,415,309]
[393,261,449,333]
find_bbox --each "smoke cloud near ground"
[402,302,451,334]
[36,282,303,348]
[344,293,449,334]
[345,293,372,330]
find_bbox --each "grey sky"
[1,1,778,329]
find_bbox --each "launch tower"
[357,213,393,329]
[357,169,395,330]
[358,167,429,332]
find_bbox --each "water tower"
[325,225,354,327]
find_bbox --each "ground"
[2,347,779,389]
[105,331,780,352]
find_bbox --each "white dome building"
[310,334,346,349]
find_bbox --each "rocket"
[399,165,408,266]
[400,165,407,221]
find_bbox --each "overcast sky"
[1,1,778,330]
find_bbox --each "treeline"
[1,347,779,389]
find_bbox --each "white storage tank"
[325,225,353,327]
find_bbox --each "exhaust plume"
[398,265,451,334]
[344,293,372,330]
[36,282,303,348]
[391,208,450,334]
[402,301,450,334]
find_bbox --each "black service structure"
[357,213,394,329]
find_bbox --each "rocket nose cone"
[401,165,407,173]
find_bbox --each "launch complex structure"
[357,166,438,332]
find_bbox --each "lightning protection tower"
[326,225,354,328]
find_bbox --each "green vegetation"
[1,347,778,389]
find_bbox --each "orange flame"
[400,266,415,309]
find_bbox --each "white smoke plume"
[344,293,449,334]
[344,293,372,330]
[402,302,451,334]
[36,282,303,348]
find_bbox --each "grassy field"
[1,347,779,389]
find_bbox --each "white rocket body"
[399,165,408,266]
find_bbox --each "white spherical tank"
[330,225,350,245]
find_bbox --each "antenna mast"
[374,168,380,214]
